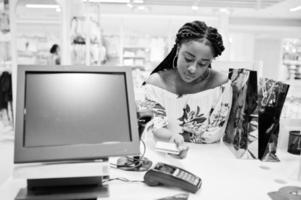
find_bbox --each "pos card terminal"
[144,162,202,193]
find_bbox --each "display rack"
[102,34,120,66]
[280,39,301,120]
[0,33,11,69]
[16,34,57,65]
[282,38,301,81]
[122,46,149,70]
[283,55,301,80]
[0,0,13,128]
[14,4,61,65]
[70,15,109,66]
[0,0,11,69]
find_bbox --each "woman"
[49,44,61,65]
[138,21,232,157]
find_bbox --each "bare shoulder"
[209,70,229,88]
[144,71,168,89]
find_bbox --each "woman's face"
[176,40,213,83]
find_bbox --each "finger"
[177,136,184,145]
[178,148,188,159]
[175,140,181,148]
[177,144,186,151]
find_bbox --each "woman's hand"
[169,134,189,159]
[177,144,189,159]
[169,133,184,146]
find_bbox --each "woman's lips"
[184,73,195,80]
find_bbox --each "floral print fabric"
[137,81,232,144]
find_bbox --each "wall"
[229,32,255,62]
[254,37,282,79]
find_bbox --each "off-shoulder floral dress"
[137,81,233,144]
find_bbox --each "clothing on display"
[71,17,86,45]
[0,71,11,110]
[0,12,9,33]
[0,70,13,125]
[71,44,86,65]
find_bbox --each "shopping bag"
[223,68,258,159]
[224,68,290,161]
[258,78,290,161]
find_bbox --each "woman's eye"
[198,63,207,67]
[184,57,193,62]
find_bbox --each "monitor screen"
[14,65,139,163]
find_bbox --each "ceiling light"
[219,8,230,15]
[229,37,233,44]
[25,4,59,9]
[133,0,144,3]
[191,5,199,10]
[290,6,301,12]
[83,0,130,3]
[137,5,146,10]
[127,3,133,8]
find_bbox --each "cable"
[102,177,143,184]
[120,139,147,170]
[125,139,146,164]
[111,139,152,171]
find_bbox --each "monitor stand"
[14,159,110,200]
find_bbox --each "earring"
[173,55,178,69]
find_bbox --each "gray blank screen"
[24,72,131,147]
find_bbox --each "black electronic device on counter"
[143,162,202,193]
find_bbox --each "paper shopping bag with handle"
[224,68,290,161]
[258,78,289,161]
[223,68,259,159]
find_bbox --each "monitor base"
[15,177,109,200]
[117,156,152,171]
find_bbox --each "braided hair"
[151,20,224,74]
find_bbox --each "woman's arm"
[153,128,184,146]
[153,127,188,158]
[139,75,189,157]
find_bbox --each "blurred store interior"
[0,0,301,128]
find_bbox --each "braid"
[149,20,225,75]
[206,26,225,57]
[176,21,207,45]
[175,21,225,58]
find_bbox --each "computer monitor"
[14,65,140,163]
[13,65,141,199]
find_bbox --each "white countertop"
[0,138,300,200]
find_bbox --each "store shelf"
[16,20,60,24]
[282,39,301,81]
[283,60,301,66]
[0,32,11,42]
[129,65,146,70]
[123,56,146,59]
[123,46,146,49]
[0,7,11,70]
[122,46,149,68]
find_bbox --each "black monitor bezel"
[14,65,140,163]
